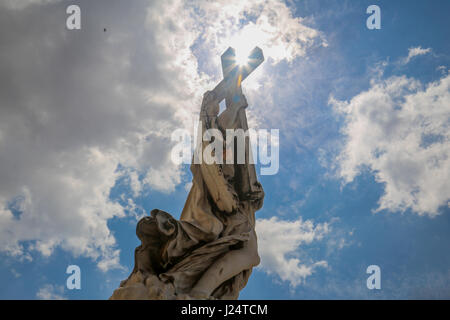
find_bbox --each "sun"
[235,50,250,66]
[227,24,265,66]
[231,36,253,66]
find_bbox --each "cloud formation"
[36,284,66,300]
[401,46,432,65]
[256,217,329,287]
[332,71,450,216]
[0,0,184,269]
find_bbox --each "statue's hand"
[243,182,264,210]
[217,93,248,130]
[234,93,248,110]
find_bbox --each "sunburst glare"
[227,24,267,66]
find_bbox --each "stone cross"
[212,46,264,197]
[212,46,264,104]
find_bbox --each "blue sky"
[0,0,449,299]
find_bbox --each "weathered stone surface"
[110,47,264,300]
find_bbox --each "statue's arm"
[197,91,239,213]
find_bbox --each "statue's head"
[202,91,220,117]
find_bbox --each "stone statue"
[110,47,265,300]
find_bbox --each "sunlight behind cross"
[214,46,264,105]
[235,49,251,66]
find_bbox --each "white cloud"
[36,284,66,300]
[0,0,189,269]
[437,65,448,75]
[188,0,326,64]
[0,0,323,270]
[10,268,21,278]
[256,217,330,287]
[332,72,450,217]
[143,166,183,194]
[401,46,432,65]
[184,182,193,193]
